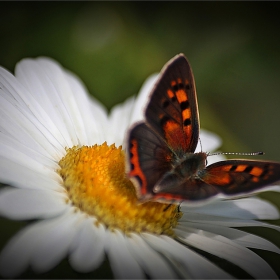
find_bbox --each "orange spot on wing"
[250,167,263,176]
[252,177,260,183]
[129,139,147,195]
[182,108,191,120]
[215,165,232,172]
[215,174,231,185]
[205,170,232,186]
[154,192,185,201]
[183,126,192,142]
[167,89,175,99]
[176,89,188,103]
[164,120,180,136]
[235,165,247,172]
[164,120,187,150]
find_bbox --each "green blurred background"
[0,2,280,278]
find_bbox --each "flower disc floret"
[58,142,182,235]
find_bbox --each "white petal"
[64,70,108,145]
[87,96,109,145]
[184,221,280,254]
[232,197,279,219]
[14,57,108,148]
[130,74,158,124]
[0,208,72,278]
[0,221,44,278]
[69,217,106,273]
[108,95,135,147]
[0,137,59,176]
[0,187,67,220]
[264,185,280,192]
[0,132,57,170]
[126,233,177,279]
[175,225,278,279]
[0,67,67,158]
[206,153,226,165]
[247,184,280,195]
[30,209,81,273]
[196,129,222,153]
[104,230,145,279]
[0,95,64,160]
[142,233,233,279]
[61,69,107,146]
[181,197,280,220]
[0,66,33,112]
[180,211,280,231]
[15,58,79,147]
[0,157,62,191]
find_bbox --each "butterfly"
[126,53,280,203]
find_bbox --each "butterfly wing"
[145,54,199,153]
[127,122,173,199]
[127,54,200,200]
[151,160,280,202]
[151,160,280,201]
[202,159,280,196]
[151,172,220,202]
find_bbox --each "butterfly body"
[155,152,207,190]
[127,54,280,203]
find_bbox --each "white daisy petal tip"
[130,73,159,124]
[68,218,106,273]
[105,230,146,279]
[0,187,67,220]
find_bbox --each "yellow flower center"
[58,142,182,236]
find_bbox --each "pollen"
[58,142,182,236]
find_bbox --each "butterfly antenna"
[209,151,264,156]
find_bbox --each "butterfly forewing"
[127,123,173,199]
[145,54,199,153]
[203,160,280,196]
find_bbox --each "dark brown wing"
[148,159,280,202]
[202,159,280,195]
[151,174,220,202]
[127,122,173,199]
[145,54,199,154]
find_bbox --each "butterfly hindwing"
[127,122,173,199]
[152,179,220,202]
[145,54,199,153]
[203,160,280,196]
[150,152,218,202]
[149,159,280,202]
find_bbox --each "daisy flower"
[0,57,280,279]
